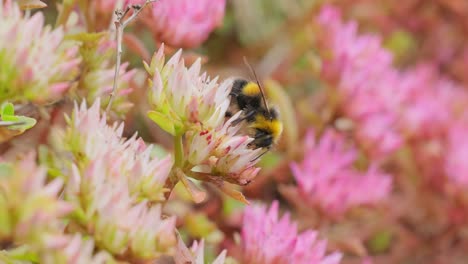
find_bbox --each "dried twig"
[106,0,159,113]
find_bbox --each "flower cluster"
[146,45,261,187]
[241,201,342,264]
[291,129,392,215]
[51,100,177,260]
[0,1,80,104]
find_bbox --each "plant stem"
[174,134,184,167]
[106,0,159,113]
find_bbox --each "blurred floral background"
[1,0,468,263]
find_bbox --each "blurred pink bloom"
[130,0,226,48]
[290,129,392,215]
[316,5,468,190]
[316,5,403,157]
[397,64,465,138]
[0,1,80,103]
[241,201,342,264]
[445,119,468,187]
[316,5,468,162]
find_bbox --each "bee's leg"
[231,110,256,126]
[250,149,270,162]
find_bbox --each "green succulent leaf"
[1,103,36,130]
[147,110,177,135]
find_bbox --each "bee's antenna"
[243,57,271,119]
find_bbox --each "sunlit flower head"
[175,238,227,264]
[147,45,232,135]
[127,0,226,48]
[290,129,392,215]
[0,1,80,103]
[186,112,262,185]
[241,201,342,264]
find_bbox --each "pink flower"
[397,64,462,138]
[133,0,226,48]
[61,100,174,203]
[241,201,342,264]
[290,129,392,215]
[316,5,403,157]
[315,5,468,160]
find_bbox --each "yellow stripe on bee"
[250,114,283,141]
[242,82,261,96]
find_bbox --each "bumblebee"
[227,69,283,156]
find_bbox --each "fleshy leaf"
[1,103,14,116]
[0,103,36,142]
[147,110,177,135]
